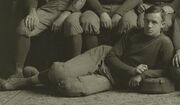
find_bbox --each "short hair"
[144,6,166,22]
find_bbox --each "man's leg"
[1,45,112,90]
[48,45,112,83]
[63,12,83,58]
[13,20,45,78]
[80,10,100,50]
[118,10,138,35]
[12,6,61,77]
[1,69,45,90]
[172,12,180,50]
[57,74,112,96]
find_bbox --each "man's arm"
[172,13,180,68]
[114,0,142,16]
[141,37,174,79]
[105,38,137,76]
[66,0,86,12]
[173,12,180,51]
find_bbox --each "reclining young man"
[12,0,86,78]
[1,6,174,96]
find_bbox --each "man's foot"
[23,66,39,78]
[1,77,31,90]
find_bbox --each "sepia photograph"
[0,0,180,105]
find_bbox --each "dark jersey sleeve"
[105,34,137,76]
[141,36,174,79]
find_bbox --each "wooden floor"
[1,86,180,105]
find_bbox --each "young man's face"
[144,12,164,37]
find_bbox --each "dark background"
[0,0,16,78]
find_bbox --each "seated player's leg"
[118,10,138,35]
[80,10,100,50]
[14,8,60,78]
[63,12,83,58]
[1,67,47,90]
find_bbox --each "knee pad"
[140,77,175,94]
[81,11,100,34]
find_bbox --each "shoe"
[23,66,39,78]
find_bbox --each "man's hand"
[24,9,39,31]
[100,12,112,29]
[172,49,180,68]
[52,11,71,32]
[163,6,174,14]
[112,14,122,28]
[135,64,148,74]
[136,4,150,14]
[129,75,142,87]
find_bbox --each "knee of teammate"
[81,10,100,35]
[118,11,138,35]
[64,13,83,37]
[16,20,32,38]
[118,19,137,35]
